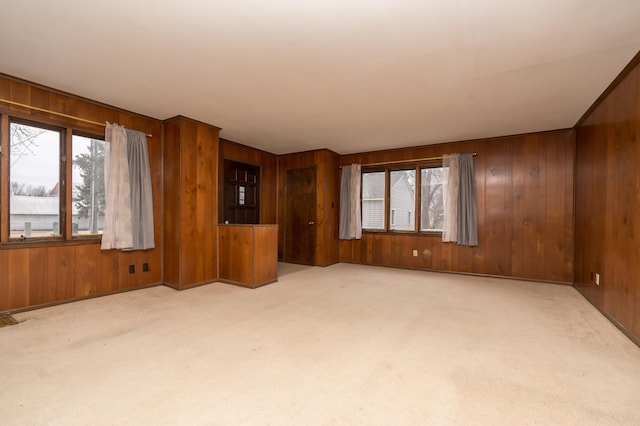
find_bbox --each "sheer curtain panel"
[339,164,362,240]
[101,123,133,250]
[442,154,459,243]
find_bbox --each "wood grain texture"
[277,150,340,266]
[253,225,278,285]
[0,113,9,243]
[575,57,640,343]
[0,74,163,312]
[218,224,277,288]
[219,138,278,224]
[284,166,317,265]
[162,116,219,289]
[340,130,575,283]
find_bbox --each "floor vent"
[0,314,18,328]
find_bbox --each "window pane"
[10,122,61,238]
[390,170,415,231]
[362,171,385,230]
[420,167,447,231]
[72,135,106,235]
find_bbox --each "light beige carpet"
[1,263,639,425]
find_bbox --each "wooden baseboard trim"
[337,260,572,286]
[572,285,640,349]
[218,278,278,289]
[162,279,219,291]
[1,282,163,316]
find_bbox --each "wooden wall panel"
[0,74,163,313]
[8,249,30,309]
[575,54,640,345]
[319,150,340,266]
[219,224,278,288]
[0,250,8,311]
[179,120,198,285]
[339,130,575,283]
[219,138,278,224]
[194,124,218,284]
[48,245,75,301]
[162,118,180,287]
[28,248,49,306]
[162,116,219,289]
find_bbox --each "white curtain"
[102,123,133,250]
[339,163,362,240]
[442,153,478,246]
[442,154,459,243]
[126,129,155,250]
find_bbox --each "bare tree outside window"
[10,182,49,196]
[72,135,106,235]
[420,167,447,231]
[10,124,45,167]
[9,122,61,238]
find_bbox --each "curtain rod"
[0,98,153,138]
[343,152,477,168]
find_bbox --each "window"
[72,134,106,235]
[389,170,415,231]
[361,164,446,233]
[420,166,447,231]
[9,121,62,239]
[362,171,385,230]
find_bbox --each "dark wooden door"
[223,159,259,224]
[285,167,317,265]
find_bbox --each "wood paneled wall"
[219,138,278,224]
[340,130,575,283]
[163,116,219,289]
[0,75,163,312]
[277,149,340,266]
[574,53,640,345]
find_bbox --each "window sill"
[362,230,442,237]
[0,237,101,250]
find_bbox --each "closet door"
[284,167,316,265]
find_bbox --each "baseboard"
[572,285,640,349]
[2,282,163,316]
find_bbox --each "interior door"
[285,167,317,265]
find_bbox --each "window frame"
[71,130,107,239]
[0,112,107,246]
[361,169,387,231]
[7,118,66,242]
[361,160,444,235]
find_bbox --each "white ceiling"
[1,1,639,155]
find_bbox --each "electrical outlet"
[595,273,600,285]
[129,264,135,274]
[412,249,418,257]
[142,263,149,272]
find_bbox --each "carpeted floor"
[1,263,639,425]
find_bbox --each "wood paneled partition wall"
[219,138,278,225]
[0,75,163,312]
[340,130,576,283]
[163,116,219,290]
[574,52,640,345]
